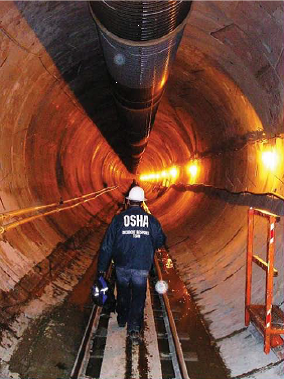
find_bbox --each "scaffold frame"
[245,208,284,354]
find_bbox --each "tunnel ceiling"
[0,1,283,292]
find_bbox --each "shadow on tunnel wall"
[15,1,132,169]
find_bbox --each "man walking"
[96,186,166,340]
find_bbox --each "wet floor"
[8,247,230,379]
[155,248,230,379]
[9,301,92,379]
[9,254,99,379]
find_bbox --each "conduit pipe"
[0,186,118,236]
[90,1,192,173]
[0,187,117,222]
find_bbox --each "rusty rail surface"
[70,264,113,379]
[146,205,190,379]
[154,254,190,379]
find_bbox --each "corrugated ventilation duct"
[90,1,192,173]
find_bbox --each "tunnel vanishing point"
[0,1,283,378]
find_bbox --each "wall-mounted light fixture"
[186,160,199,184]
[261,149,278,171]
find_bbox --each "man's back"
[98,205,166,272]
[96,186,166,339]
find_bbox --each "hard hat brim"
[126,196,147,201]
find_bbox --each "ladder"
[245,207,284,354]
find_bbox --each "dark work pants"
[115,267,148,332]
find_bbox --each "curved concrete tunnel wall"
[0,1,283,378]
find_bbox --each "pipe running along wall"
[0,1,283,378]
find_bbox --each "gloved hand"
[91,273,109,307]
[91,271,105,299]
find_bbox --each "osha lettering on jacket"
[123,215,149,228]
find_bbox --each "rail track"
[70,249,190,379]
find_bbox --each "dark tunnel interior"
[0,1,283,378]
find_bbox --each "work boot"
[117,315,126,327]
[128,330,141,343]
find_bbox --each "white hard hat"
[126,186,147,202]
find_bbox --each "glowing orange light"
[262,150,278,170]
[169,166,178,178]
[187,163,198,177]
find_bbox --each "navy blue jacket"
[97,206,166,272]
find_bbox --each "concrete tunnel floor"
[7,232,232,379]
[0,1,283,379]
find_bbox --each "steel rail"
[154,254,190,379]
[70,303,102,379]
[71,263,186,379]
[70,265,113,379]
[154,274,182,379]
[145,205,190,379]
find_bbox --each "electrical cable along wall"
[90,1,192,173]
